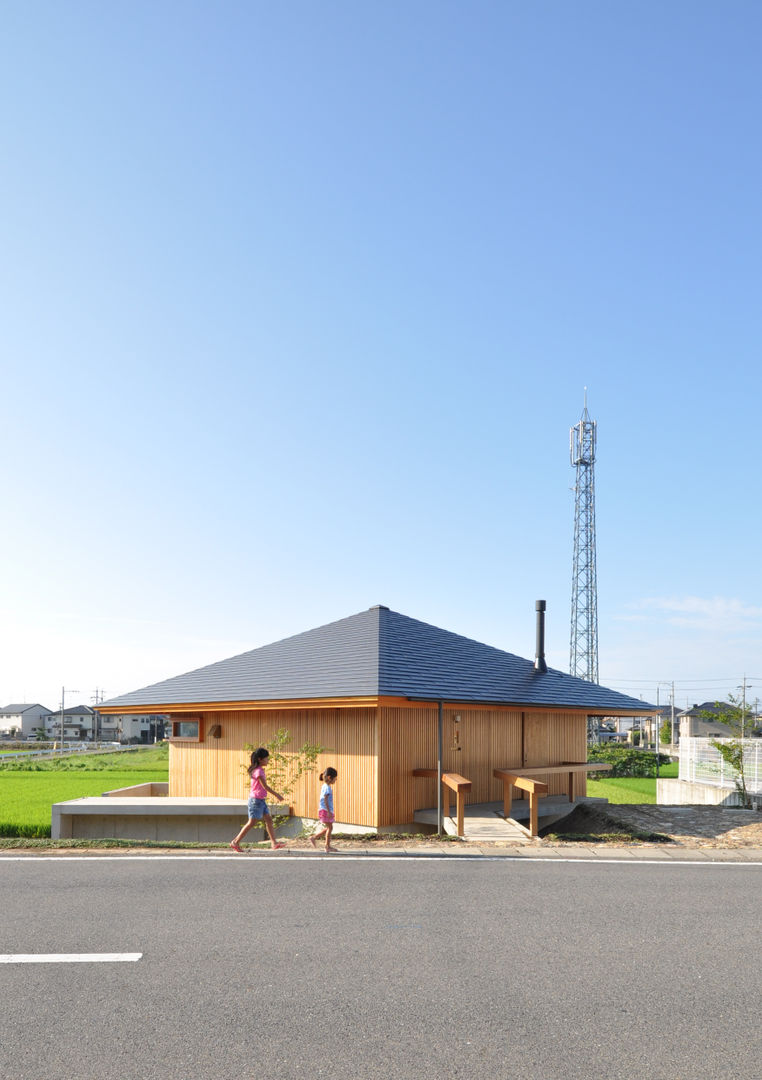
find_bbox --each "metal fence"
[679,736,762,794]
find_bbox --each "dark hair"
[319,767,338,782]
[247,748,270,777]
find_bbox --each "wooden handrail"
[442,772,471,793]
[493,763,611,837]
[412,769,472,837]
[492,771,548,836]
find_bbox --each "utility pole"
[59,688,79,752]
[91,688,105,743]
[737,677,752,738]
[570,391,599,742]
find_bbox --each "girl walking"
[309,767,339,852]
[230,748,286,852]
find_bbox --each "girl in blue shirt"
[309,767,338,853]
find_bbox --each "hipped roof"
[100,605,655,714]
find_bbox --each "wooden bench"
[412,769,472,837]
[493,763,611,837]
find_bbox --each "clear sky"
[3,1,762,716]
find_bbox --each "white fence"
[679,736,762,795]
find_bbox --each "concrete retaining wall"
[102,782,169,798]
[657,778,762,810]
[51,790,378,842]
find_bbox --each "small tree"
[701,696,753,808]
[660,717,673,746]
[243,728,326,832]
[712,740,750,808]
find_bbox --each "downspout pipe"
[437,700,443,836]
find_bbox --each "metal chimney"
[534,600,548,672]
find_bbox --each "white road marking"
[0,854,760,866]
[0,953,142,963]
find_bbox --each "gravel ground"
[590,802,762,848]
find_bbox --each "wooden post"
[503,779,513,818]
[529,790,538,837]
[442,780,449,822]
[456,787,465,838]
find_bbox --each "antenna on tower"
[570,390,599,737]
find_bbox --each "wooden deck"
[413,797,607,843]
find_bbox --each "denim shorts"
[248,797,269,820]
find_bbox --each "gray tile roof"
[101,606,655,714]
[0,704,52,715]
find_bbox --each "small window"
[170,717,203,742]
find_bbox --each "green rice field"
[0,746,169,836]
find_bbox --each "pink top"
[250,767,267,799]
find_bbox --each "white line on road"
[0,854,760,866]
[0,953,142,963]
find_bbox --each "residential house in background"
[109,713,167,743]
[44,705,100,741]
[40,707,167,743]
[678,702,738,740]
[0,704,53,738]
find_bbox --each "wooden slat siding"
[489,708,523,801]
[378,706,438,827]
[168,703,589,828]
[169,708,378,828]
[379,706,527,827]
[518,711,587,798]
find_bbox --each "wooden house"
[98,604,655,833]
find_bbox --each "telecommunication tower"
[570,392,599,693]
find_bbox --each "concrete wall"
[657,777,762,809]
[103,782,169,797]
[50,790,377,841]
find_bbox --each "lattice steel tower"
[570,392,599,687]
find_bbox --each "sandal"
[229,840,242,853]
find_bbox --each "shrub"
[587,745,671,777]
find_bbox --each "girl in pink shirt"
[230,748,285,852]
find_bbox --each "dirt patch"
[539,804,672,843]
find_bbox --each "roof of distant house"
[0,703,51,715]
[101,605,656,714]
[678,701,735,718]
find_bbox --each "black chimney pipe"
[534,600,547,672]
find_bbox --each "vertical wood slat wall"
[169,704,588,829]
[377,706,588,827]
[169,708,377,828]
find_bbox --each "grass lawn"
[586,761,678,804]
[0,746,169,835]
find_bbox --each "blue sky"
[3,1,762,715]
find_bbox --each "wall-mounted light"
[209,724,222,739]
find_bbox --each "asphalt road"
[1,855,759,1080]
